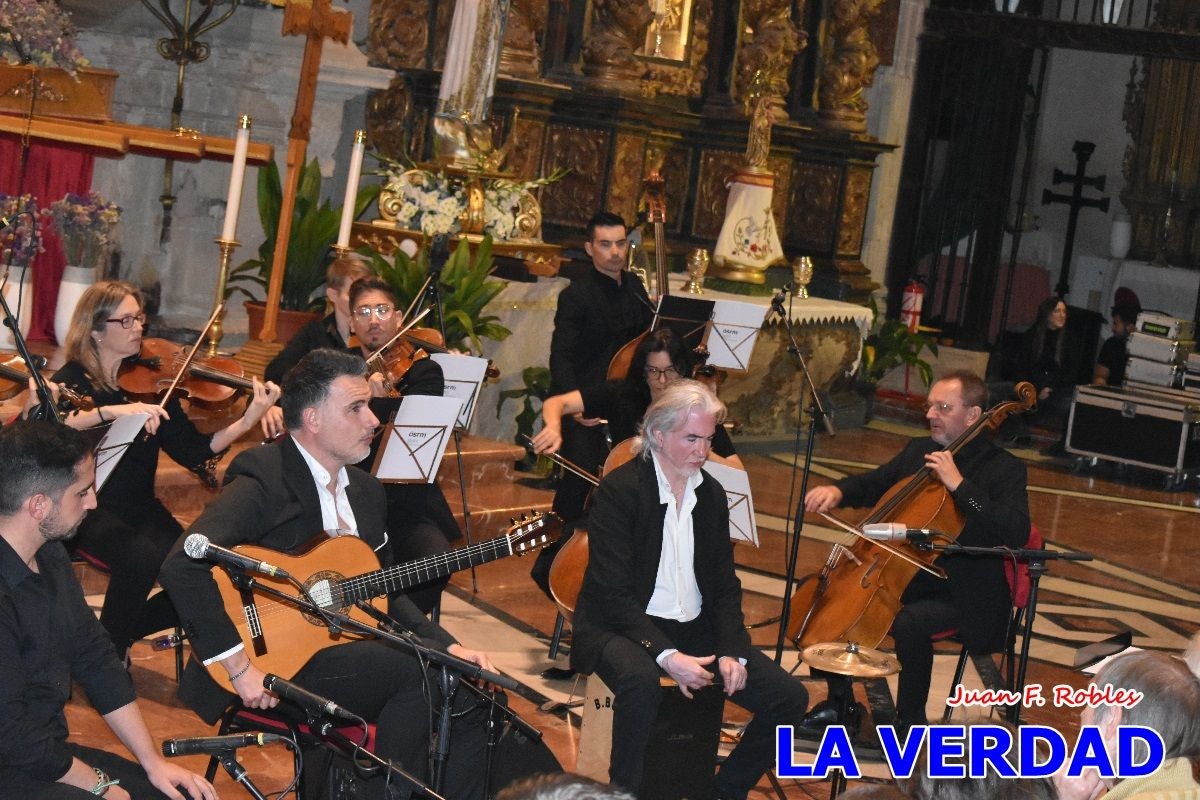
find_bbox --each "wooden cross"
[1042,140,1109,298]
[255,0,352,345]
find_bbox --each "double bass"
[786,382,1037,650]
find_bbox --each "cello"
[786,381,1037,650]
[607,171,670,381]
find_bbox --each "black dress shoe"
[800,700,865,736]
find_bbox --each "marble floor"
[65,415,1200,798]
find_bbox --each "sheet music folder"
[94,413,151,492]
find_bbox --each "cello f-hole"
[860,555,882,589]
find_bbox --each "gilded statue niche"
[642,0,712,99]
[540,125,612,226]
[368,0,429,70]
[734,0,805,121]
[499,0,547,79]
[693,150,745,239]
[818,0,885,134]
[366,76,414,162]
[582,0,655,91]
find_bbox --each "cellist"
[801,370,1029,733]
[546,211,654,535]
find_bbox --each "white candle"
[336,130,367,249]
[221,115,252,242]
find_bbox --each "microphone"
[264,673,357,721]
[162,732,283,757]
[860,523,942,542]
[183,534,290,578]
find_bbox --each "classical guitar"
[205,511,561,691]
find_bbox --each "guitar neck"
[339,536,516,604]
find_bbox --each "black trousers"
[71,501,180,654]
[593,617,808,799]
[1,743,197,799]
[292,640,491,800]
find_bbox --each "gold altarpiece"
[1121,0,1200,267]
[360,0,897,302]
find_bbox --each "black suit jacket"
[549,269,653,394]
[834,436,1030,652]
[160,436,454,721]
[570,457,752,674]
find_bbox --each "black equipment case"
[1066,384,1200,489]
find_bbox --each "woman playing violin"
[801,370,1029,733]
[53,280,280,663]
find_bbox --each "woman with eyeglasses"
[53,280,280,663]
[528,328,741,600]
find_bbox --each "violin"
[786,382,1037,651]
[364,326,448,394]
[0,353,94,411]
[118,338,255,408]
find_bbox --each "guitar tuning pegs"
[509,517,516,526]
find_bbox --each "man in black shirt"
[0,421,215,800]
[542,213,654,580]
[1093,300,1141,387]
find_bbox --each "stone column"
[859,0,926,287]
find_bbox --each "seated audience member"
[496,773,635,800]
[901,719,1056,800]
[1055,650,1200,800]
[1093,296,1142,387]
[0,420,216,800]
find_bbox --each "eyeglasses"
[353,304,395,321]
[644,365,681,380]
[105,313,147,329]
[923,402,957,415]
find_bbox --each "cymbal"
[801,642,901,678]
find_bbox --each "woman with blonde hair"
[53,280,280,663]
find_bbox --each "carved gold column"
[581,0,653,92]
[734,0,804,122]
[817,0,885,134]
[368,0,430,69]
[499,0,547,78]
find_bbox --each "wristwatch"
[91,767,120,796]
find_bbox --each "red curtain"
[0,135,95,342]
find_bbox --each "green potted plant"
[363,234,511,353]
[859,296,939,406]
[226,157,381,342]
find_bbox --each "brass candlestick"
[206,237,241,356]
[684,248,710,294]
[793,256,814,299]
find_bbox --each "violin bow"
[362,307,433,370]
[519,434,600,487]
[157,303,225,409]
[818,511,947,579]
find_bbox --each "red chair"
[938,524,1042,722]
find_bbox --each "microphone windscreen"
[183,533,209,559]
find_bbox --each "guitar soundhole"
[302,570,347,626]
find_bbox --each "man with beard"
[0,420,216,800]
[162,350,516,800]
[801,370,1030,732]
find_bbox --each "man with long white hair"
[571,380,808,799]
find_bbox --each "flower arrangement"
[0,193,46,267]
[0,0,90,75]
[381,167,565,241]
[47,191,121,271]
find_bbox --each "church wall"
[72,0,384,332]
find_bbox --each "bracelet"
[228,662,252,682]
[91,767,120,796]
[97,407,108,423]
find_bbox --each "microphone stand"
[409,234,479,594]
[771,285,836,663]
[212,748,272,800]
[923,541,1094,724]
